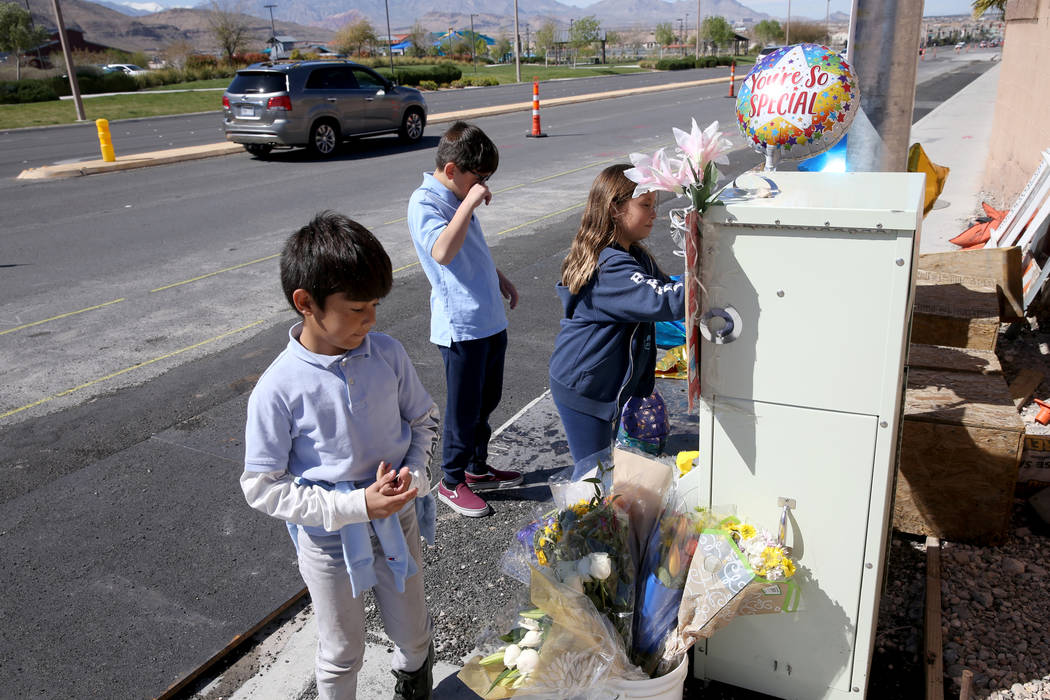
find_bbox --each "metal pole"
[695,0,701,58]
[383,0,394,76]
[825,0,831,44]
[786,0,791,44]
[513,0,521,82]
[846,0,923,172]
[470,13,476,72]
[49,0,84,121]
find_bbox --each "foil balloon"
[736,44,859,170]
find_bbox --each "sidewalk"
[910,61,1001,254]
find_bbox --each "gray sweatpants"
[295,504,433,700]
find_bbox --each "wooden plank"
[1009,368,1045,409]
[907,343,1002,376]
[896,370,1025,543]
[905,369,1025,431]
[918,247,1024,320]
[911,279,1000,351]
[925,537,943,700]
[959,669,974,700]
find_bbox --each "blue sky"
[560,0,977,18]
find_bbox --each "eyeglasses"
[470,170,492,184]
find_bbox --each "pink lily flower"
[673,118,733,174]
[624,148,689,198]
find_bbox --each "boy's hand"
[497,268,518,310]
[464,182,491,210]
[364,461,418,520]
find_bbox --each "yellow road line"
[150,254,279,293]
[495,201,585,236]
[0,298,126,337]
[0,320,264,421]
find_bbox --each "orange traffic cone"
[526,78,547,138]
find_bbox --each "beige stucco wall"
[982,0,1050,203]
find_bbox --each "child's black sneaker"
[392,642,434,700]
[464,465,523,491]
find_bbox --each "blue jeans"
[553,397,617,475]
[438,330,507,487]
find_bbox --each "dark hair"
[280,211,392,314]
[435,120,499,174]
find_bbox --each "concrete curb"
[16,73,741,181]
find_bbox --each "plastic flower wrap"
[459,566,646,698]
[630,497,722,676]
[662,515,800,666]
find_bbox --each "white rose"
[588,552,612,580]
[503,644,521,668]
[516,648,540,675]
[519,630,543,648]
[576,557,593,581]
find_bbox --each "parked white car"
[104,63,148,76]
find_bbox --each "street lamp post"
[264,3,276,59]
[383,0,394,76]
[786,0,792,44]
[513,0,521,82]
[696,0,701,58]
[569,18,574,67]
[470,13,477,72]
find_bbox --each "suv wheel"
[244,144,273,158]
[308,119,339,157]
[399,108,425,143]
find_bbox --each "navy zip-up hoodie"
[549,244,686,421]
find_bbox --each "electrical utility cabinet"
[680,171,925,699]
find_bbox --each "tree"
[787,21,828,44]
[654,22,675,48]
[334,18,377,57]
[570,15,601,59]
[604,30,622,47]
[972,0,1006,15]
[206,0,251,64]
[494,35,511,62]
[701,16,735,50]
[534,20,555,61]
[753,19,783,47]
[407,22,428,58]
[0,2,49,80]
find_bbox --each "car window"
[126,65,143,71]
[305,67,357,90]
[228,71,287,94]
[351,67,385,90]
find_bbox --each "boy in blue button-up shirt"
[241,212,439,700]
[407,121,523,518]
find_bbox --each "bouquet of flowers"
[630,497,720,676]
[531,480,635,648]
[663,515,800,664]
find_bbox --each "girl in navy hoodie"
[549,164,687,475]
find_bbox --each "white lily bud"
[518,617,540,631]
[519,630,543,648]
[516,648,540,675]
[588,552,612,580]
[503,644,521,668]
[576,557,592,581]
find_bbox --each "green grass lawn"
[0,90,224,129]
[144,78,231,91]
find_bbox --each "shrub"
[48,70,139,96]
[655,57,696,70]
[0,79,59,104]
[186,54,218,69]
[375,62,461,87]
[232,52,269,66]
[418,80,439,91]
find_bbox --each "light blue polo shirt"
[407,172,508,347]
[244,324,435,492]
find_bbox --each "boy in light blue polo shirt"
[407,121,523,518]
[241,212,439,700]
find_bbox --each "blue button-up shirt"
[407,172,507,346]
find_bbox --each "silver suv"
[222,61,428,158]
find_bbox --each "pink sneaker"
[465,466,524,491]
[437,481,490,517]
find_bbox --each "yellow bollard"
[96,118,116,162]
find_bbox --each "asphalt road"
[0,53,999,698]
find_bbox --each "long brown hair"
[561,164,647,294]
